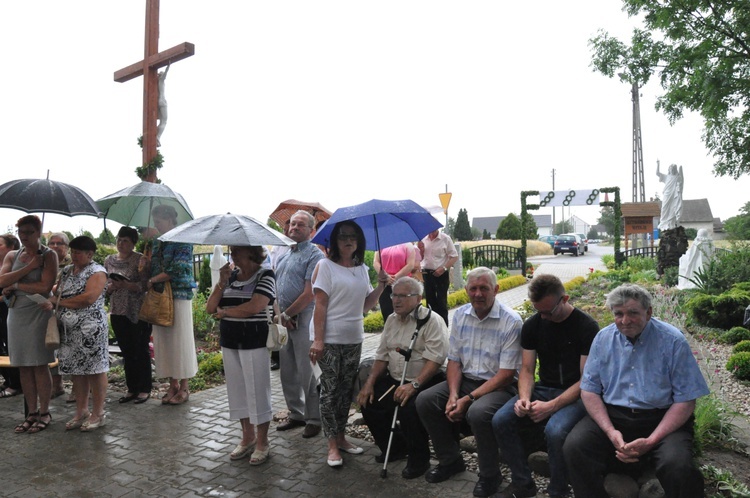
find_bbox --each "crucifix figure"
[114,0,194,183]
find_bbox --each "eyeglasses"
[390,293,419,300]
[535,295,564,317]
[48,241,67,246]
[337,233,358,241]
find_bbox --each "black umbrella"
[0,177,101,217]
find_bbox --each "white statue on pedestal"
[677,229,714,289]
[657,161,684,231]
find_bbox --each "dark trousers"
[422,270,450,325]
[378,285,394,320]
[361,371,445,467]
[563,406,704,498]
[111,315,153,394]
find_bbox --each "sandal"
[0,387,20,398]
[230,439,256,460]
[14,411,39,433]
[168,389,189,405]
[248,446,271,466]
[161,388,178,405]
[66,412,90,431]
[28,412,52,434]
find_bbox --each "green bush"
[662,266,679,287]
[703,247,750,294]
[197,350,224,375]
[719,327,750,345]
[364,251,377,286]
[192,291,217,341]
[726,351,750,380]
[363,311,384,332]
[687,288,750,330]
[462,248,474,269]
[601,254,615,269]
[94,244,117,265]
[198,255,212,296]
[626,256,656,272]
[732,340,750,354]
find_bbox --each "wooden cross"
[114,0,194,183]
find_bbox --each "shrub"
[706,247,750,294]
[197,350,223,375]
[601,254,616,269]
[94,244,117,265]
[662,266,679,287]
[363,311,384,332]
[198,255,212,296]
[564,276,586,292]
[732,340,750,354]
[687,289,750,330]
[694,394,740,454]
[462,248,474,269]
[626,256,656,272]
[726,351,750,380]
[192,291,217,341]
[719,327,750,345]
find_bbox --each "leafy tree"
[724,201,750,240]
[554,219,573,234]
[97,228,116,245]
[497,213,522,240]
[590,1,750,178]
[482,229,491,240]
[598,207,620,237]
[444,216,456,237]
[521,212,538,239]
[78,230,95,240]
[63,230,75,242]
[267,219,282,233]
[587,227,599,240]
[453,209,473,241]
[684,228,698,240]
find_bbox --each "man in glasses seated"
[492,274,599,498]
[356,276,448,480]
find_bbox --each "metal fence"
[465,244,522,270]
[621,245,731,261]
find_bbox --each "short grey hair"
[48,232,69,245]
[465,267,497,288]
[292,210,315,228]
[606,284,652,311]
[392,276,423,296]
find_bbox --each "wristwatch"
[411,380,420,390]
[467,393,476,403]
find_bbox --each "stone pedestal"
[656,226,688,275]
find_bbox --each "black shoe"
[401,461,430,480]
[498,481,538,498]
[375,451,408,463]
[473,474,502,497]
[270,361,280,371]
[424,458,466,483]
[276,419,305,431]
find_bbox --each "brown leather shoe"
[302,424,321,438]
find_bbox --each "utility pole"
[630,82,646,202]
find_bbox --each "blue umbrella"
[311,199,443,251]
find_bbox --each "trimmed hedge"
[726,351,750,380]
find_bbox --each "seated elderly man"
[563,284,710,498]
[357,276,448,479]
[416,267,523,497]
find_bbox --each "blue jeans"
[492,385,586,496]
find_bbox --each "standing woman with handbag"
[0,234,22,398]
[149,205,198,405]
[0,215,58,433]
[206,245,276,465]
[45,236,109,431]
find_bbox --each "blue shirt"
[581,318,709,410]
[275,240,324,311]
[448,298,523,381]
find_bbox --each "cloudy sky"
[1,1,748,236]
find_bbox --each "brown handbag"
[138,281,174,327]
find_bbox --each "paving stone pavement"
[0,261,602,497]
